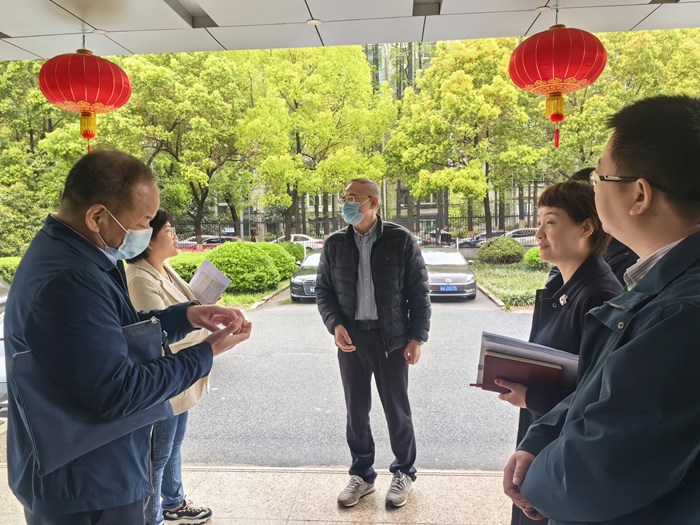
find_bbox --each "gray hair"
[349,178,380,198]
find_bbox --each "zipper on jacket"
[368,241,389,359]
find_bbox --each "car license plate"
[309,286,315,293]
[440,285,458,292]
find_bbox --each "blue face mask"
[98,209,153,261]
[342,201,368,226]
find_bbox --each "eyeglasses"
[164,227,177,238]
[340,195,371,204]
[589,169,639,188]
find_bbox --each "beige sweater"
[126,258,210,415]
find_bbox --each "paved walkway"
[0,465,511,524]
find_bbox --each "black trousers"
[24,499,146,525]
[338,326,417,484]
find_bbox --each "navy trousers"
[337,326,417,483]
[24,499,146,525]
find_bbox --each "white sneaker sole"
[385,484,412,508]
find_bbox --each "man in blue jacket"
[503,95,700,524]
[5,150,252,525]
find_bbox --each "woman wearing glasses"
[126,209,213,525]
[496,180,622,525]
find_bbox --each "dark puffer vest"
[316,216,430,353]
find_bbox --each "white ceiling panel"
[441,0,545,15]
[109,29,225,55]
[424,11,537,41]
[319,17,424,46]
[0,0,87,38]
[197,0,309,26]
[636,3,700,31]
[6,34,130,59]
[527,5,657,35]
[0,40,40,61]
[53,0,191,32]
[210,24,321,50]
[307,0,413,22]
[558,0,655,6]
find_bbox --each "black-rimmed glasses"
[589,169,639,188]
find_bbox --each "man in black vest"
[316,178,430,508]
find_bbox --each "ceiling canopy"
[1,0,698,61]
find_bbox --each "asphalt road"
[182,289,534,472]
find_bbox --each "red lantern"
[38,49,131,152]
[509,25,607,148]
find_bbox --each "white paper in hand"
[188,260,232,304]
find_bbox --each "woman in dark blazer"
[496,181,622,525]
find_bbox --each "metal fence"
[172,215,537,244]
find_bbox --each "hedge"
[0,257,21,284]
[278,242,305,263]
[168,252,207,283]
[524,246,550,271]
[248,243,297,281]
[207,242,280,292]
[477,237,524,264]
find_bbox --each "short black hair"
[570,167,594,183]
[127,208,172,263]
[608,95,700,219]
[60,150,156,215]
[539,180,610,255]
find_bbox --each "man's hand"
[187,304,246,332]
[404,339,422,365]
[503,450,545,521]
[334,324,356,352]
[204,318,252,356]
[496,379,528,408]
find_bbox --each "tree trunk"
[518,184,525,226]
[414,199,421,234]
[483,162,493,235]
[396,181,402,217]
[436,190,444,230]
[467,199,474,232]
[407,193,415,232]
[407,42,414,87]
[292,188,301,234]
[332,193,339,231]
[227,201,241,236]
[498,192,506,231]
[323,193,330,236]
[314,194,321,237]
[531,180,539,227]
[301,193,307,234]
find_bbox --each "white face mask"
[97,209,153,260]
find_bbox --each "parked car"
[460,230,505,248]
[0,280,10,406]
[290,251,321,302]
[178,235,239,251]
[504,228,538,247]
[421,248,477,300]
[272,234,324,250]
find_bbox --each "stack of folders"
[472,332,579,394]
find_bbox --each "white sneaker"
[385,471,413,507]
[337,475,376,507]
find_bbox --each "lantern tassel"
[87,141,92,153]
[554,125,560,148]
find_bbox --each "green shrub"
[477,237,524,264]
[524,246,550,271]
[207,242,280,292]
[0,256,21,284]
[278,242,305,264]
[168,252,207,282]
[249,243,297,280]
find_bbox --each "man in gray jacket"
[503,95,700,524]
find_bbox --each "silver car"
[422,249,477,300]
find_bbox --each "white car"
[504,228,538,247]
[272,234,324,250]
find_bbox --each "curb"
[249,283,290,311]
[477,283,505,309]
[178,465,503,477]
